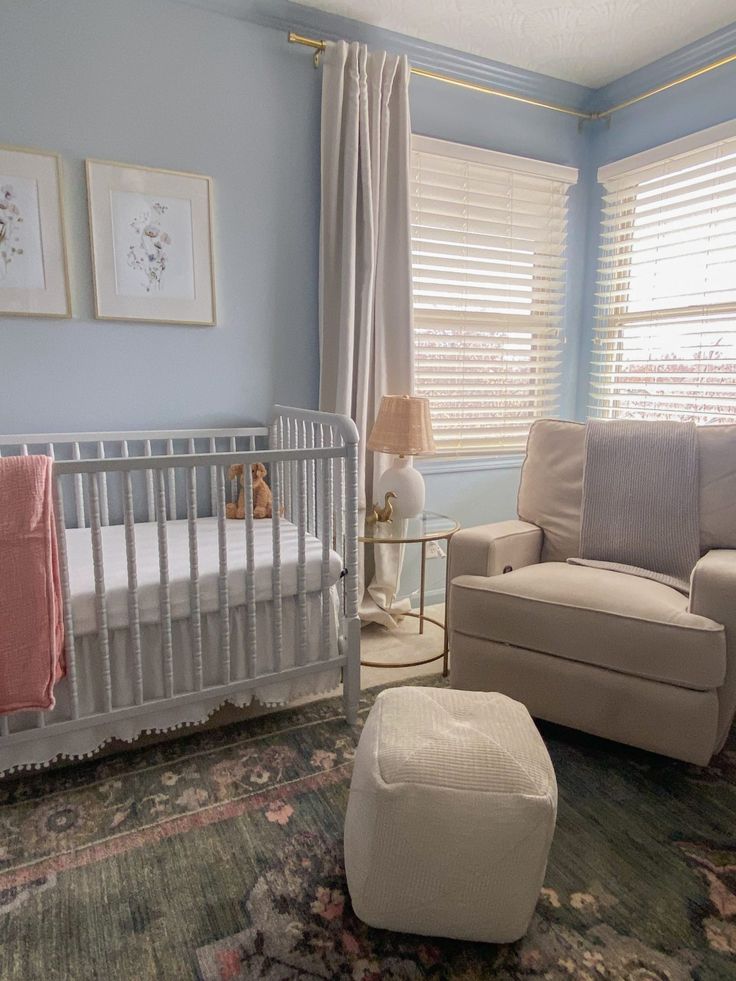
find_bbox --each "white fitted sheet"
[65,516,344,635]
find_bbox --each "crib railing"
[0,406,360,771]
[0,425,268,529]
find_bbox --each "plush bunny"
[225,462,273,519]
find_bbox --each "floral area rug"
[1,676,735,980]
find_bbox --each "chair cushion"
[451,563,726,690]
[517,419,584,562]
[699,424,736,551]
[517,419,736,561]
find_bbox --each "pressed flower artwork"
[87,159,215,324]
[110,192,195,299]
[0,147,70,316]
[0,177,45,288]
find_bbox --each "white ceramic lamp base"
[376,456,425,520]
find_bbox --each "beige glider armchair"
[448,420,736,765]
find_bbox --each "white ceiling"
[293,0,736,87]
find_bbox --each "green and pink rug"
[1,678,735,980]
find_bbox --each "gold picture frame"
[0,144,71,318]
[86,158,216,325]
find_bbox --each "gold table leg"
[419,540,426,635]
[360,532,453,677]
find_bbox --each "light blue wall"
[0,0,322,433]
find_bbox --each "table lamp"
[367,395,435,520]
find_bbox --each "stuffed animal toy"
[226,462,273,519]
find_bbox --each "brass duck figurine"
[367,490,397,524]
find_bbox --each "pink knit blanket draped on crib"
[0,455,65,713]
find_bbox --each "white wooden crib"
[0,406,360,773]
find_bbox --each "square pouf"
[344,686,557,943]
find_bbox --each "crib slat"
[97,442,109,527]
[268,416,284,528]
[244,466,257,677]
[229,436,237,503]
[345,442,360,621]
[72,443,85,529]
[88,473,113,713]
[210,437,217,518]
[187,455,204,691]
[166,439,176,520]
[216,465,231,682]
[334,430,344,560]
[285,418,293,521]
[321,453,333,659]
[274,418,285,524]
[53,481,80,719]
[156,469,174,698]
[296,457,308,665]
[21,443,28,455]
[306,422,315,536]
[122,469,144,705]
[314,424,323,539]
[270,458,283,674]
[144,441,155,521]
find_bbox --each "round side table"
[360,510,460,677]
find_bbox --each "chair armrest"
[690,549,736,752]
[448,520,543,582]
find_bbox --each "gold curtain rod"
[288,31,736,122]
[288,32,589,119]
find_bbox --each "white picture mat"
[87,160,215,324]
[0,147,70,317]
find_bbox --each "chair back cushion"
[517,419,736,562]
[699,425,736,551]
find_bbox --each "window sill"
[417,454,525,475]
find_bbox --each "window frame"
[591,119,736,424]
[410,134,578,461]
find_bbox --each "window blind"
[411,136,576,455]
[592,125,736,423]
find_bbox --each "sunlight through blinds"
[592,126,736,423]
[411,136,577,455]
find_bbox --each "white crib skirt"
[3,591,341,771]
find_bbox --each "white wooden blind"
[592,124,736,422]
[411,136,576,455]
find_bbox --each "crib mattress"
[65,516,344,636]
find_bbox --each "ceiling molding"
[172,0,736,119]
[172,0,592,110]
[589,19,736,112]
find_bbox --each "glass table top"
[360,510,460,544]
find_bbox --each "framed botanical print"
[0,145,71,317]
[86,159,216,325]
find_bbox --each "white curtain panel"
[319,40,414,627]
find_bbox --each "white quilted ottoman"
[344,686,557,943]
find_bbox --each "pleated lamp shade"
[367,395,435,456]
